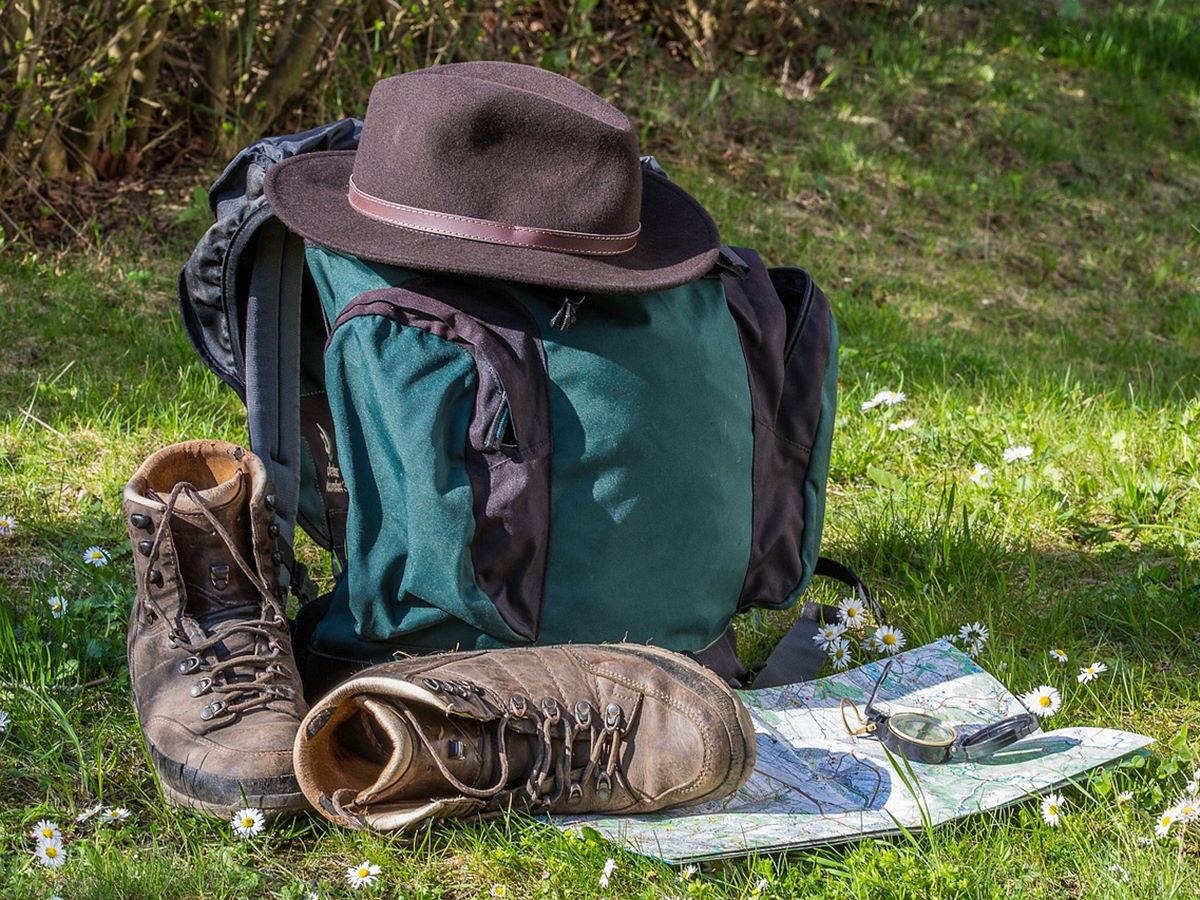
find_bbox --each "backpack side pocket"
[723,251,834,610]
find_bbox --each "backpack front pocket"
[326,278,553,644]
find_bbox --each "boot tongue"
[164,471,262,618]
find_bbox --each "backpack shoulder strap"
[750,558,884,688]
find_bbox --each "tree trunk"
[128,0,175,149]
[238,0,337,141]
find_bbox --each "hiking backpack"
[179,121,882,692]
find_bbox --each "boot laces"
[362,691,642,811]
[140,481,294,721]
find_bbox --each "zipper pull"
[551,294,586,331]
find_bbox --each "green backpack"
[180,124,879,693]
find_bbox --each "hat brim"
[264,151,719,294]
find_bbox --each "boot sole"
[585,643,759,807]
[147,740,311,819]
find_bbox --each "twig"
[18,406,68,439]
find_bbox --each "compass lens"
[888,712,956,746]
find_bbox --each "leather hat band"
[348,176,640,257]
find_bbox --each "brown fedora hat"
[264,61,719,294]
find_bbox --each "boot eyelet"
[604,703,622,728]
[190,678,212,697]
[130,512,152,530]
[178,656,201,675]
[541,698,560,722]
[199,700,226,721]
[568,783,584,805]
[595,772,612,801]
[136,539,153,556]
[574,701,592,725]
[268,523,280,538]
[147,568,163,587]
[264,494,276,511]
[510,694,528,717]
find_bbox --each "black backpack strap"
[244,218,316,601]
[750,557,882,689]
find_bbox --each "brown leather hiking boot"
[293,643,756,831]
[123,440,308,817]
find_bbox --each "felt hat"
[264,61,720,294]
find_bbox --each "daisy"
[1116,791,1134,804]
[968,463,992,487]
[75,803,103,823]
[958,622,989,646]
[837,596,867,630]
[230,807,265,839]
[680,864,698,881]
[0,513,15,535]
[888,418,917,432]
[1002,445,1033,463]
[1040,792,1065,827]
[872,625,906,655]
[1177,796,1198,822]
[31,820,61,843]
[1155,808,1177,838]
[1187,779,1199,795]
[1019,685,1060,718]
[102,806,131,825]
[36,839,67,868]
[827,638,852,671]
[753,878,771,894]
[345,860,381,889]
[1077,661,1108,683]
[46,595,67,618]
[599,857,616,889]
[1049,648,1068,663]
[812,622,846,648]
[861,389,906,411]
[0,709,9,733]
[82,546,109,567]
[490,886,509,898]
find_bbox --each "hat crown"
[351,63,642,237]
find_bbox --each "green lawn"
[2,3,1199,897]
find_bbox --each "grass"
[2,1,1200,896]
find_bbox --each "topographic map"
[561,641,1153,863]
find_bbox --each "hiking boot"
[123,439,309,817]
[293,643,756,831]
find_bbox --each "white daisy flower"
[680,864,698,881]
[75,803,103,823]
[0,513,16,535]
[345,860,381,889]
[888,418,917,432]
[102,806,131,825]
[1116,791,1134,804]
[36,838,67,868]
[827,638,852,671]
[753,877,771,894]
[1176,795,1198,822]
[1019,685,1060,718]
[968,463,992,487]
[46,595,67,618]
[31,820,61,844]
[1040,792,1065,827]
[1002,445,1033,463]
[958,622,989,646]
[812,622,846,647]
[1077,661,1108,683]
[0,709,9,733]
[1155,808,1177,838]
[1049,648,1068,663]
[872,625,906,655]
[230,807,265,839]
[82,546,109,567]
[837,596,867,630]
[490,885,509,898]
[599,857,616,889]
[861,389,906,411]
